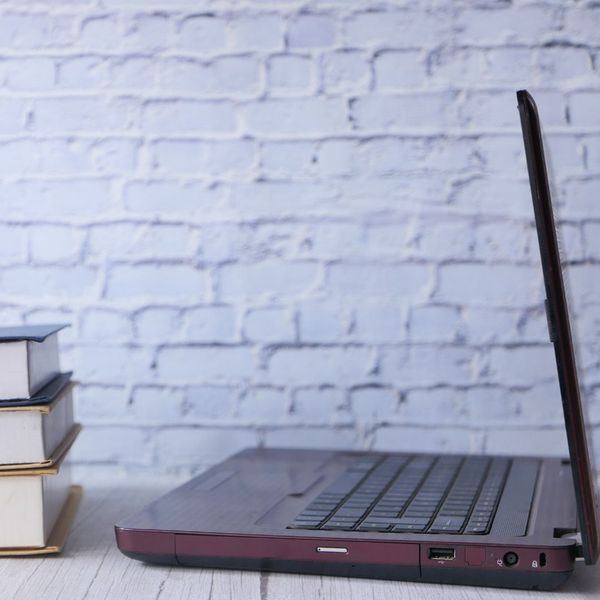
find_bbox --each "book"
[0,454,72,547]
[0,373,77,466]
[0,324,67,400]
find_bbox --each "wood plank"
[1,486,599,599]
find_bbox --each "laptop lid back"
[517,89,599,564]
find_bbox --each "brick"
[400,388,465,426]
[124,181,226,215]
[75,384,129,422]
[134,307,181,343]
[299,301,348,343]
[351,304,407,343]
[264,427,357,449]
[0,13,76,48]
[123,13,172,51]
[244,307,295,343]
[238,387,288,420]
[559,179,600,219]
[88,223,192,260]
[89,138,139,173]
[485,428,568,456]
[350,93,455,131]
[268,346,374,385]
[183,305,237,343]
[155,427,257,466]
[80,309,132,342]
[322,50,370,94]
[486,346,558,385]
[72,427,150,465]
[409,305,464,342]
[241,98,348,136]
[437,263,543,307]
[209,139,257,176]
[79,16,121,50]
[461,308,520,344]
[1,266,97,299]
[373,426,479,454]
[105,264,206,301]
[219,261,320,301]
[351,387,398,421]
[150,139,208,174]
[537,47,592,83]
[178,15,226,52]
[267,55,313,95]
[142,100,237,134]
[58,56,109,88]
[29,225,84,263]
[261,141,315,174]
[229,14,284,51]
[0,99,27,133]
[374,50,427,89]
[156,346,256,382]
[288,14,336,48]
[129,386,185,425]
[0,225,27,264]
[570,93,600,127]
[2,57,55,90]
[32,97,138,132]
[326,264,432,298]
[183,385,237,420]
[109,56,155,89]
[293,387,346,421]
[474,221,534,262]
[76,345,153,383]
[564,8,600,44]
[380,346,477,387]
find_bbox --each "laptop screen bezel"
[517,89,599,564]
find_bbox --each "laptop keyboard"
[287,454,510,534]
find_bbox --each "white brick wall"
[1,2,599,481]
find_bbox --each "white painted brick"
[89,138,139,173]
[461,308,520,345]
[410,219,475,260]
[75,384,129,422]
[261,140,315,174]
[322,50,370,94]
[178,15,227,52]
[583,223,600,261]
[150,139,208,174]
[288,14,336,49]
[183,305,237,343]
[564,8,600,44]
[124,181,226,215]
[299,301,348,343]
[29,225,84,264]
[374,50,427,89]
[1,266,97,299]
[142,100,237,134]
[209,139,257,176]
[474,221,534,262]
[123,13,172,51]
[241,98,348,136]
[0,99,28,133]
[88,223,192,260]
[380,346,477,387]
[268,347,374,386]
[485,428,568,457]
[351,387,398,421]
[79,15,121,50]
[0,225,27,264]
[373,426,480,454]
[293,387,346,422]
[219,261,320,302]
[155,428,256,466]
[58,56,109,88]
[486,346,558,386]
[129,386,185,425]
[350,93,455,131]
[351,304,407,343]
[157,346,256,382]
[409,305,464,343]
[72,426,150,465]
[0,13,76,48]
[559,179,600,219]
[326,264,432,299]
[314,139,356,176]
[244,307,295,343]
[134,307,181,343]
[76,345,153,384]
[183,385,237,421]
[570,93,600,127]
[32,97,138,132]
[267,55,313,96]
[238,387,288,420]
[229,14,284,51]
[2,57,55,90]
[264,427,357,449]
[537,47,592,83]
[109,56,155,89]
[105,264,206,301]
[436,264,543,307]
[80,309,132,342]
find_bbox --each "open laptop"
[115,90,600,590]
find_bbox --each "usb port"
[428,547,455,561]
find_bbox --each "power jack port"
[503,552,519,567]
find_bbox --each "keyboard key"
[392,523,427,532]
[358,523,391,532]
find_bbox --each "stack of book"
[0,324,81,556]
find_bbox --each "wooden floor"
[1,485,600,599]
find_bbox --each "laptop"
[115,90,600,590]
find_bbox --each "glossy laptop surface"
[115,91,599,590]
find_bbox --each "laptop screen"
[517,90,599,565]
